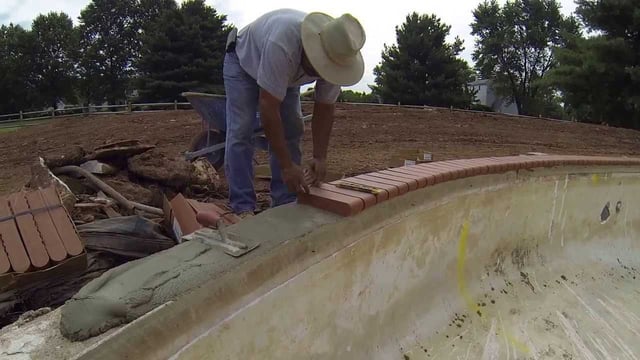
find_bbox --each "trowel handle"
[196,211,223,228]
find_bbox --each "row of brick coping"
[298,155,640,217]
[0,186,84,276]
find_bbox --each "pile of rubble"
[0,140,231,327]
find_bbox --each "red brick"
[457,159,491,175]
[298,187,364,216]
[0,196,30,273]
[488,157,516,172]
[381,169,428,187]
[484,158,506,173]
[355,174,407,195]
[417,163,455,181]
[9,193,49,269]
[365,172,419,190]
[346,177,398,198]
[319,183,378,208]
[411,164,447,184]
[40,187,83,257]
[26,190,67,262]
[436,159,471,176]
[518,156,545,168]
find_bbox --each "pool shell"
[2,155,640,360]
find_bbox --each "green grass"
[0,118,53,133]
[0,126,19,133]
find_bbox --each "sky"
[1,0,578,92]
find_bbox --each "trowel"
[182,212,259,257]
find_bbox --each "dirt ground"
[1,104,640,198]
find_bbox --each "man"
[224,9,366,216]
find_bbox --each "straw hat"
[301,12,366,86]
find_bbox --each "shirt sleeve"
[314,79,341,104]
[256,42,297,101]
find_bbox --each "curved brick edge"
[298,155,640,217]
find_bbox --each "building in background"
[468,79,519,115]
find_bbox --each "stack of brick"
[0,186,84,277]
[299,155,640,217]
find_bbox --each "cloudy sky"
[1,0,578,92]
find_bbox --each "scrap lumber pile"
[0,186,86,324]
[0,139,233,327]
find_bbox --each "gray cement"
[60,203,340,341]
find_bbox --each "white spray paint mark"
[586,332,614,360]
[463,343,472,360]
[521,320,540,360]
[558,175,569,247]
[564,284,638,360]
[530,271,542,293]
[548,180,559,243]
[557,310,598,360]
[597,298,640,338]
[481,319,499,360]
[497,313,510,360]
[603,294,640,324]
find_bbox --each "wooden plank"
[0,195,29,273]
[8,193,49,268]
[26,191,67,262]
[40,187,84,256]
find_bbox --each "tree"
[547,0,640,128]
[337,90,377,103]
[372,13,475,108]
[77,0,141,105]
[471,0,579,116]
[31,12,79,108]
[136,0,229,101]
[0,24,38,113]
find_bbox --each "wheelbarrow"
[182,92,312,170]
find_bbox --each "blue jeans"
[223,52,303,213]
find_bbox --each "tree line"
[0,0,638,129]
[374,0,639,128]
[0,0,228,114]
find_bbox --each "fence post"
[174,100,178,110]
[51,109,55,118]
[128,102,132,112]
[19,111,23,120]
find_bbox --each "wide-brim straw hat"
[301,12,366,86]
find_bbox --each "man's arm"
[306,101,335,184]
[259,88,309,193]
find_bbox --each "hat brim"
[301,12,365,87]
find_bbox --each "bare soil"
[1,105,640,200]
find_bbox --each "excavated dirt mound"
[2,106,640,199]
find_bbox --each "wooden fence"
[0,99,571,130]
[0,101,192,129]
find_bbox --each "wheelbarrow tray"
[182,92,311,167]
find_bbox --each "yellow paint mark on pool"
[457,220,530,355]
[456,221,479,314]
